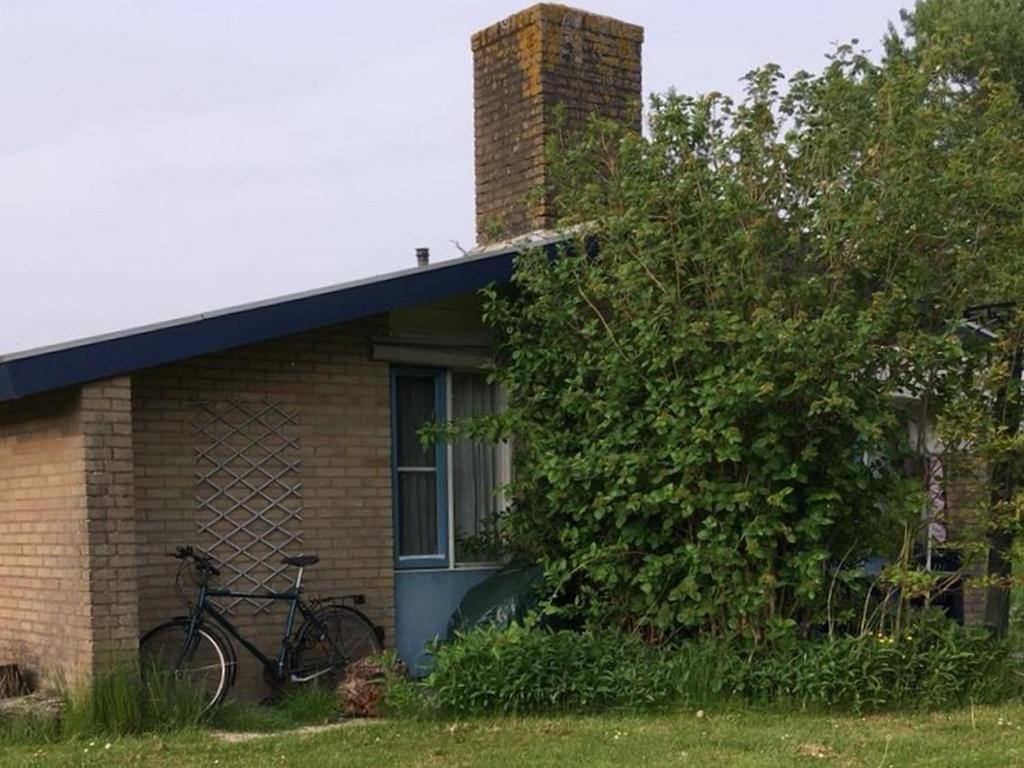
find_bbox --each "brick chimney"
[472,4,643,244]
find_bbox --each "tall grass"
[276,684,339,724]
[0,661,208,744]
[61,662,208,736]
[2,666,344,746]
[210,685,340,733]
[0,711,61,746]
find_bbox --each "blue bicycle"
[139,546,382,709]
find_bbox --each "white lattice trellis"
[193,400,303,613]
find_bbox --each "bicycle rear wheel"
[292,606,382,686]
[140,619,233,711]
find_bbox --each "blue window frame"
[391,367,449,568]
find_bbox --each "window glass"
[451,372,504,563]
[398,472,439,557]
[394,373,441,559]
[395,376,435,467]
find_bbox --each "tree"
[479,1,1024,641]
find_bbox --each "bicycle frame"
[178,571,341,683]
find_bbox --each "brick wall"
[472,3,642,241]
[0,389,90,685]
[132,319,394,696]
[0,378,138,686]
[81,379,139,668]
[945,463,994,626]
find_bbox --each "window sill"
[396,562,505,574]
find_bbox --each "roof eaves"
[0,243,537,404]
[0,364,15,401]
[0,245,526,364]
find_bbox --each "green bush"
[475,0,1024,643]
[728,614,1022,712]
[425,625,680,715]
[381,676,436,719]
[421,616,1023,716]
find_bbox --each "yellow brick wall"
[0,377,138,686]
[132,319,394,696]
[0,389,90,686]
[81,378,140,668]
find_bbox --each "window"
[392,367,508,569]
[393,370,447,563]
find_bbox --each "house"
[0,4,644,692]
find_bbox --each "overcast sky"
[0,0,911,355]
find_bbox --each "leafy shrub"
[739,613,1022,712]
[380,676,432,719]
[421,616,1023,716]
[477,0,1024,642]
[380,653,437,719]
[425,625,680,715]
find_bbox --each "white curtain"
[451,372,501,561]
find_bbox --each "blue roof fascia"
[0,249,522,404]
[0,365,14,402]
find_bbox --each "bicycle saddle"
[281,554,319,568]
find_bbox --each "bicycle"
[139,546,383,710]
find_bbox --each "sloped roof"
[0,244,532,403]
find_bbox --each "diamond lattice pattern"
[194,400,303,613]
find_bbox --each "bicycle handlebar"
[167,545,220,577]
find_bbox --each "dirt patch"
[795,742,837,760]
[212,718,385,743]
[0,691,62,721]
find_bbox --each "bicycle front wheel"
[140,620,233,711]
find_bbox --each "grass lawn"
[3,704,1023,768]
